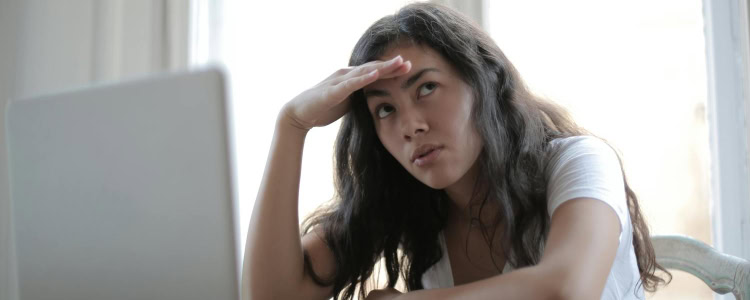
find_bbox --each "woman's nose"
[400,107,429,141]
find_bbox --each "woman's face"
[363,44,483,189]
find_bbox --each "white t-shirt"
[420,136,645,299]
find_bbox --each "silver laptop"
[5,68,239,300]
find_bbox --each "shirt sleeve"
[546,136,629,240]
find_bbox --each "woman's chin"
[416,175,457,190]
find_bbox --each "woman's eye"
[418,82,437,97]
[376,105,395,119]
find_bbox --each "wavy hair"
[302,3,670,299]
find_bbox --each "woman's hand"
[365,288,402,300]
[281,55,411,132]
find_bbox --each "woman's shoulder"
[545,135,623,185]
[545,135,629,234]
[546,135,620,169]
[549,135,614,152]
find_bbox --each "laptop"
[5,67,240,300]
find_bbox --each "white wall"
[0,1,188,299]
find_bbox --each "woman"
[243,3,670,300]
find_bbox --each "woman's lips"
[414,147,442,167]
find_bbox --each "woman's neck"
[444,161,498,225]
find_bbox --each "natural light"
[210,1,711,298]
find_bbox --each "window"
[485,1,722,299]
[194,1,749,298]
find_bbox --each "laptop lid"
[5,68,239,300]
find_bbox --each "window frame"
[467,0,750,263]
[702,0,750,266]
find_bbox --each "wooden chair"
[652,235,750,299]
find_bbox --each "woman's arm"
[242,115,326,300]
[241,56,412,300]
[376,197,620,300]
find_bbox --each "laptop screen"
[6,68,239,300]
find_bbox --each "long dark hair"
[302,3,670,299]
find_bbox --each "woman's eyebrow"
[364,68,440,99]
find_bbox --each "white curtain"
[10,0,190,98]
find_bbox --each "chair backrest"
[652,235,750,300]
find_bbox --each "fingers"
[380,60,411,79]
[323,55,413,108]
[333,56,410,85]
[327,58,412,103]
[327,69,381,101]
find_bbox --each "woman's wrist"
[276,106,310,139]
